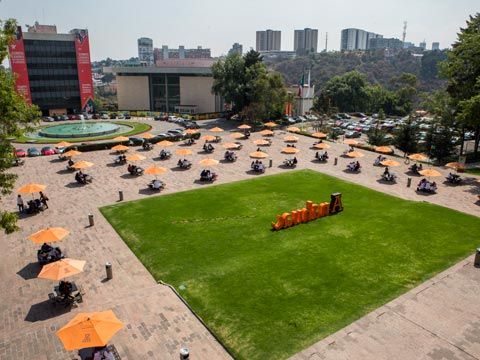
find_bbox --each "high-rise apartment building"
[138,37,154,65]
[228,43,243,56]
[419,41,427,50]
[294,28,318,55]
[369,37,403,50]
[8,23,94,115]
[340,28,382,51]
[432,42,440,51]
[256,30,281,51]
[154,46,211,61]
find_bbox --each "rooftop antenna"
[325,32,328,52]
[402,21,407,44]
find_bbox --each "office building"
[228,43,243,56]
[432,42,440,51]
[105,60,223,114]
[256,30,281,51]
[340,28,382,51]
[138,37,154,65]
[153,45,211,62]
[294,28,318,55]
[403,41,415,49]
[8,23,94,115]
[419,41,427,50]
[369,37,404,50]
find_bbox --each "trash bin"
[179,347,189,359]
[119,190,124,201]
[269,159,273,168]
[407,178,412,188]
[334,157,338,166]
[88,214,94,227]
[474,248,480,268]
[105,262,113,280]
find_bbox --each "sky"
[1,0,478,62]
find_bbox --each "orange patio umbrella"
[287,126,300,132]
[202,135,217,142]
[63,150,82,158]
[126,154,146,162]
[156,140,174,147]
[264,121,278,128]
[375,146,393,154]
[56,141,72,148]
[141,133,155,139]
[176,149,193,156]
[38,258,86,281]
[199,158,219,167]
[283,135,299,142]
[343,139,358,145]
[210,127,224,132]
[380,159,400,167]
[238,124,251,130]
[230,132,244,139]
[445,162,465,171]
[419,168,442,177]
[111,145,129,152]
[18,183,46,194]
[144,166,168,176]
[113,136,129,142]
[250,151,269,159]
[223,142,241,149]
[72,161,94,169]
[313,143,330,150]
[259,129,274,136]
[408,153,428,161]
[56,310,124,351]
[184,129,199,135]
[282,147,300,154]
[253,139,270,146]
[28,227,69,244]
[347,151,364,158]
[312,132,327,139]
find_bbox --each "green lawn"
[101,170,480,359]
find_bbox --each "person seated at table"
[58,280,74,301]
[244,130,250,138]
[418,163,423,171]
[151,179,163,190]
[293,157,298,165]
[384,166,390,176]
[185,138,195,146]
[66,159,75,170]
[410,163,418,173]
[446,172,461,184]
[373,155,384,166]
[207,143,214,152]
[417,178,427,191]
[256,147,261,152]
[94,347,114,360]
[322,151,329,161]
[347,161,360,172]
[41,243,53,253]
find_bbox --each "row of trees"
[314,70,418,116]
[0,19,40,233]
[212,50,289,122]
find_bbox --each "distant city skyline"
[0,0,478,62]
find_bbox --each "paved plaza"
[1,118,480,359]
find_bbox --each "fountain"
[38,121,131,139]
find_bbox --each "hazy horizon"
[1,0,478,62]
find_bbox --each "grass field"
[101,170,480,359]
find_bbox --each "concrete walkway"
[1,118,479,359]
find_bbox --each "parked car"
[331,127,345,135]
[41,146,57,156]
[184,121,200,129]
[60,115,69,121]
[109,113,117,119]
[345,131,362,138]
[338,113,351,119]
[43,116,55,122]
[15,148,26,157]
[154,116,163,121]
[92,113,100,119]
[167,129,185,136]
[27,147,40,157]
[124,113,131,119]
[101,114,109,120]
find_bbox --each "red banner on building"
[73,30,94,112]
[8,26,31,104]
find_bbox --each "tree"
[366,127,389,146]
[212,52,287,120]
[321,71,370,112]
[393,116,419,155]
[441,13,480,155]
[0,19,40,233]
